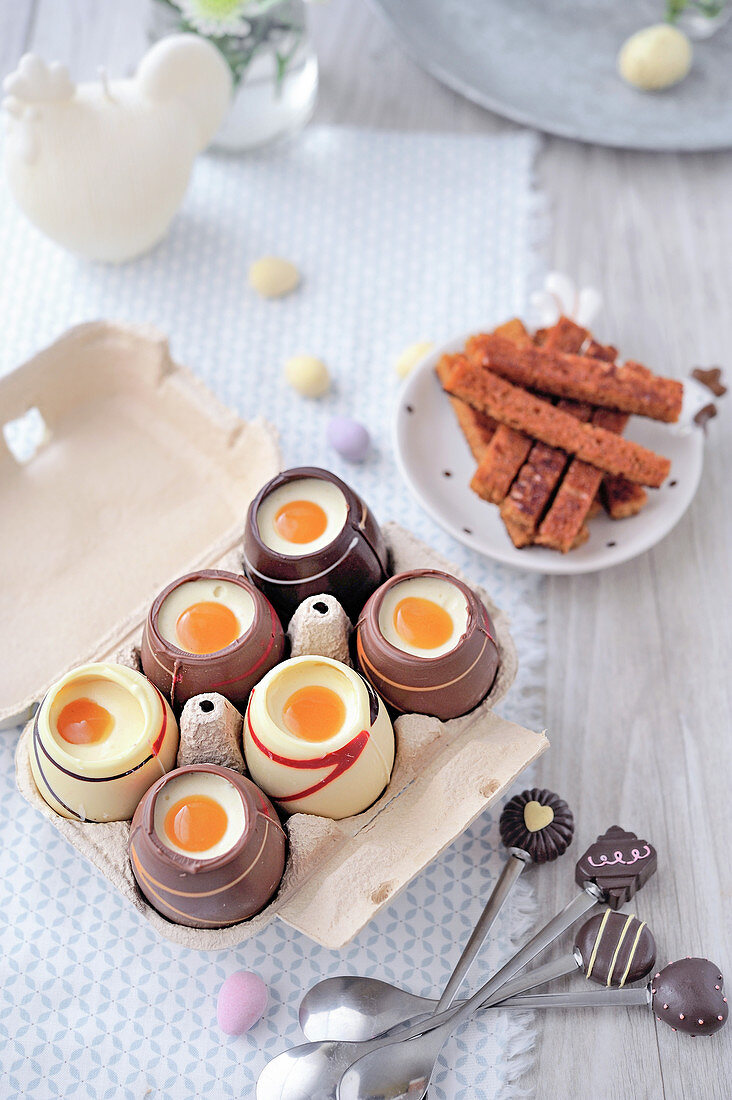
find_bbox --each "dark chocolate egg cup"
[242,466,389,625]
[129,764,287,928]
[141,569,286,712]
[355,569,500,720]
[16,522,543,950]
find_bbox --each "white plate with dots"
[393,337,707,575]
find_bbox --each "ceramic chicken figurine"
[2,35,232,262]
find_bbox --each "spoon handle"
[483,952,579,1005]
[435,850,530,1011]
[497,986,651,1010]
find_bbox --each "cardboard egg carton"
[5,321,547,950]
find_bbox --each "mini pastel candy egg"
[285,355,331,397]
[249,256,300,298]
[217,971,269,1036]
[618,25,692,92]
[327,416,370,462]
[394,341,433,379]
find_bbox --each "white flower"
[171,0,256,36]
[530,272,602,329]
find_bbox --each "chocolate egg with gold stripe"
[243,467,389,624]
[575,909,656,987]
[141,569,285,712]
[129,764,286,928]
[243,656,395,819]
[30,662,179,822]
[355,570,499,719]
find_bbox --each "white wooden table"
[2,2,730,1097]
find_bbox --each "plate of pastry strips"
[394,315,705,574]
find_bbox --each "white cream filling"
[378,575,469,659]
[156,577,255,653]
[256,478,347,556]
[263,658,358,743]
[48,676,145,762]
[153,771,246,860]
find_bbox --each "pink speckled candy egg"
[217,971,268,1036]
[327,416,371,462]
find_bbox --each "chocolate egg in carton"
[6,322,547,950]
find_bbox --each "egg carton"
[15,522,547,950]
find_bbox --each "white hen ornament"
[2,36,232,262]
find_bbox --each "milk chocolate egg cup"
[356,569,500,719]
[30,662,179,822]
[141,569,285,712]
[129,764,287,928]
[243,466,389,624]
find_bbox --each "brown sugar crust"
[535,408,630,552]
[445,360,671,487]
[466,334,683,423]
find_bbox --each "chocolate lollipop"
[500,957,728,1038]
[483,909,656,1005]
[652,958,728,1036]
[500,788,574,865]
[575,826,657,909]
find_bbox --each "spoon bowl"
[299,976,435,1042]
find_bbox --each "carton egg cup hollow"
[5,320,547,950]
[16,525,547,949]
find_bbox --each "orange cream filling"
[164,794,229,853]
[393,596,453,650]
[175,601,239,654]
[273,499,328,544]
[57,698,114,745]
[283,684,346,742]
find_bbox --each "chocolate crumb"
[692,367,727,397]
[694,403,718,430]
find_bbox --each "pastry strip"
[535,408,630,552]
[466,334,683,422]
[444,360,671,487]
[601,475,648,519]
[435,354,496,461]
[470,318,588,507]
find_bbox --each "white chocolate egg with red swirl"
[243,656,394,819]
[30,662,178,821]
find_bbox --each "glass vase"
[148,0,318,152]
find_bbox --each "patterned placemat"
[0,126,546,1098]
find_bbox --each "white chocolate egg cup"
[30,662,179,822]
[15,523,547,950]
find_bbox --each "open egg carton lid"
[6,321,548,949]
[0,320,281,729]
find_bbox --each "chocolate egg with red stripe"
[129,764,286,928]
[30,662,179,821]
[355,570,500,719]
[243,656,395,819]
[141,570,285,712]
[243,467,389,625]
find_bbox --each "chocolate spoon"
[259,789,574,1100]
[500,957,729,1037]
[299,788,574,1043]
[336,825,657,1100]
[301,908,655,1042]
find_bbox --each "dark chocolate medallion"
[652,958,728,1037]
[499,788,574,863]
[575,826,657,910]
[574,910,656,987]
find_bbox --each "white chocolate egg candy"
[244,656,395,819]
[255,477,348,557]
[377,574,469,658]
[30,663,179,821]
